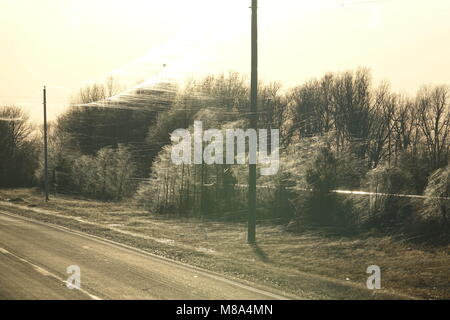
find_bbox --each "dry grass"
[0,188,448,299]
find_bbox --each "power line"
[341,0,393,6]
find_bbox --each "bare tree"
[0,106,37,187]
[367,83,396,168]
[416,85,450,169]
[0,106,32,150]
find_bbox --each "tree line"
[1,68,449,241]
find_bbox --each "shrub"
[364,165,415,230]
[70,144,137,200]
[422,165,450,228]
[301,147,356,228]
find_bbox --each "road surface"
[0,211,289,300]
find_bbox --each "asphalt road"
[0,211,289,300]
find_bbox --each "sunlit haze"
[1,0,450,122]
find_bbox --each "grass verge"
[0,188,448,299]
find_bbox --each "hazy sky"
[1,0,450,122]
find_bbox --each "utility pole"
[43,86,49,201]
[248,0,258,244]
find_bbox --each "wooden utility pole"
[248,0,258,244]
[43,86,49,201]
